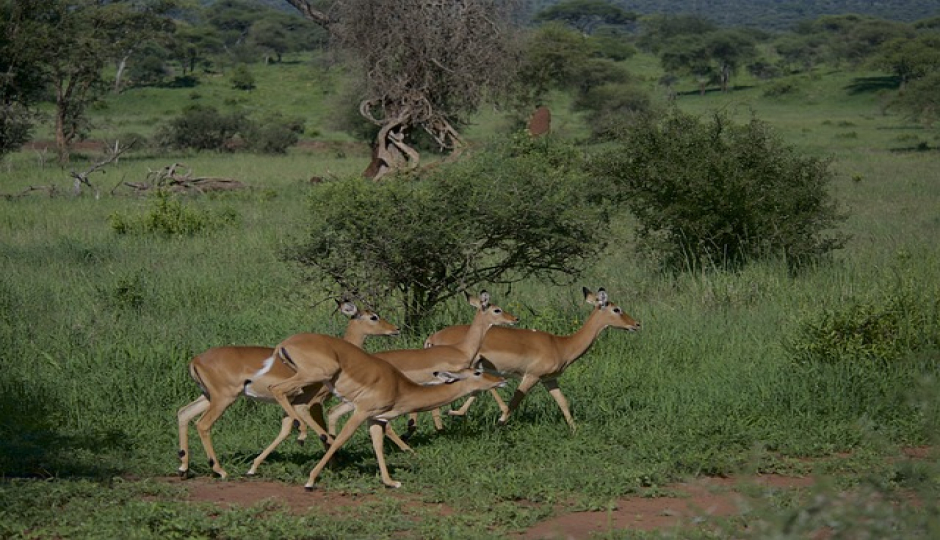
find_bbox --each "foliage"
[0,1,48,157]
[572,82,656,140]
[871,34,940,87]
[285,134,607,327]
[229,64,256,90]
[589,109,848,271]
[891,70,940,127]
[154,104,248,152]
[243,113,305,154]
[533,0,637,34]
[787,285,940,366]
[108,190,238,236]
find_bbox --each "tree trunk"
[114,54,130,93]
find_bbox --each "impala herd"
[177,287,640,490]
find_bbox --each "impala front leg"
[305,410,368,490]
[542,378,577,432]
[498,374,540,426]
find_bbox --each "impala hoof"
[304,485,316,492]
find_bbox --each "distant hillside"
[223,1,940,31]
[609,0,936,30]
[529,0,939,30]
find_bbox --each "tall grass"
[1,53,939,538]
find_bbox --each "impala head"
[583,287,641,332]
[466,289,519,328]
[338,300,400,336]
[432,368,507,392]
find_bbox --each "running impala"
[325,291,518,437]
[272,333,507,489]
[176,301,399,479]
[425,287,640,431]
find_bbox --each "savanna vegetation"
[2,0,940,538]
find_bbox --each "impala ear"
[432,371,461,384]
[583,287,596,305]
[596,288,609,307]
[338,300,359,318]
[467,290,489,309]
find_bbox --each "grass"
[1,52,940,538]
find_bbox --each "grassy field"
[1,52,939,539]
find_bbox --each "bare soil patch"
[166,473,816,537]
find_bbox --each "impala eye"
[370,315,379,321]
[613,307,622,314]
[494,308,502,314]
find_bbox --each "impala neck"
[404,380,486,413]
[343,324,367,348]
[452,309,492,359]
[555,309,610,365]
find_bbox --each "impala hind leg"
[369,420,401,488]
[542,378,577,432]
[177,395,210,477]
[305,410,369,490]
[193,394,239,478]
[498,374,540,426]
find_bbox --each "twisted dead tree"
[285,0,521,180]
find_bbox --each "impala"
[326,291,518,437]
[272,333,506,489]
[176,301,399,479]
[425,287,640,431]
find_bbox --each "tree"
[636,14,717,54]
[103,0,176,93]
[284,0,520,179]
[18,0,175,163]
[658,29,758,94]
[0,0,48,158]
[534,0,636,35]
[872,35,940,91]
[284,135,609,328]
[589,110,848,272]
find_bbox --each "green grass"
[2,52,940,538]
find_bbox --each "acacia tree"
[284,0,520,179]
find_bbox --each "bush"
[244,113,304,154]
[285,134,608,328]
[229,64,255,91]
[787,288,940,366]
[589,109,848,271]
[154,105,247,152]
[572,82,656,140]
[108,191,238,236]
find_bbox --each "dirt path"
[166,472,816,538]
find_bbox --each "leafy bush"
[285,134,608,327]
[589,109,848,271]
[154,105,247,152]
[229,63,255,90]
[109,191,238,236]
[572,82,656,140]
[155,106,305,154]
[244,113,304,154]
[787,288,940,366]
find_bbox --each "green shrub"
[589,109,848,272]
[285,133,608,328]
[229,63,255,90]
[154,104,248,152]
[787,288,940,366]
[244,113,304,154]
[109,191,238,236]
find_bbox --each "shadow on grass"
[845,75,899,94]
[0,376,129,479]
